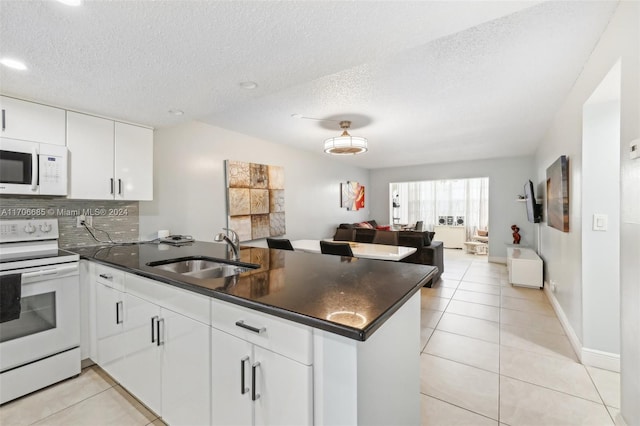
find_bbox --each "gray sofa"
[333,225,443,286]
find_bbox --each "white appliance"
[0,138,68,196]
[0,218,80,404]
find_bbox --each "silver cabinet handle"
[235,320,266,334]
[118,178,122,195]
[116,301,123,324]
[1,109,5,131]
[110,178,114,195]
[31,148,38,191]
[157,318,165,346]
[251,362,260,401]
[151,316,158,343]
[99,273,112,280]
[240,356,249,395]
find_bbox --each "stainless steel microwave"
[0,138,68,196]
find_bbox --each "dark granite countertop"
[69,241,436,341]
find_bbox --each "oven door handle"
[21,264,79,281]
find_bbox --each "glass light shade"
[323,134,368,155]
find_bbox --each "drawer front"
[211,299,312,365]
[125,273,210,326]
[95,264,125,291]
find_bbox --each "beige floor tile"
[421,308,444,329]
[500,285,547,302]
[464,270,503,281]
[500,308,564,334]
[460,274,502,286]
[442,271,466,281]
[436,312,499,343]
[421,394,498,426]
[453,289,500,307]
[500,323,578,362]
[499,376,614,426]
[500,346,601,402]
[148,419,167,426]
[421,326,435,352]
[586,366,621,409]
[446,300,500,322]
[0,367,115,426]
[420,354,499,420]
[421,295,451,311]
[438,278,462,289]
[32,386,156,426]
[424,331,499,373]
[606,406,620,425]
[458,281,501,295]
[421,285,457,299]
[501,296,555,316]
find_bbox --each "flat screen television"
[524,180,542,223]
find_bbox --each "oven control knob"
[24,224,36,234]
[40,222,52,233]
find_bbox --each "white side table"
[463,241,488,255]
[506,247,543,288]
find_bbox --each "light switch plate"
[631,139,639,160]
[593,213,608,231]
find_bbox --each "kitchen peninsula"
[72,241,436,425]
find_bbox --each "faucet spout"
[214,229,240,260]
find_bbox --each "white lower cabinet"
[93,271,211,425]
[94,282,126,384]
[211,327,312,426]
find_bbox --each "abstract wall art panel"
[546,155,569,232]
[341,181,365,211]
[226,160,285,241]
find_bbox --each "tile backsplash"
[0,197,139,248]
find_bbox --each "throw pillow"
[477,230,488,237]
[367,220,379,228]
[357,221,374,229]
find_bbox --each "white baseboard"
[544,284,621,372]
[582,348,620,372]
[544,284,583,362]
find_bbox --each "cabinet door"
[162,309,211,426]
[95,282,125,383]
[66,112,115,199]
[211,327,253,426]
[121,293,162,415]
[254,347,312,426]
[0,96,66,146]
[114,122,153,201]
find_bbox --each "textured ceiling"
[0,1,618,169]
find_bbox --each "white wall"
[369,156,536,262]
[582,94,620,354]
[139,120,370,243]
[534,2,639,424]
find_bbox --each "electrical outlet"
[550,280,557,293]
[76,215,93,227]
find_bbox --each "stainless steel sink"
[147,257,258,279]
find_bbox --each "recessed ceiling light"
[239,81,258,90]
[56,0,83,6]
[0,58,27,71]
[168,109,184,116]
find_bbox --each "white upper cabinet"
[114,122,153,201]
[0,96,66,146]
[67,112,115,199]
[67,111,153,200]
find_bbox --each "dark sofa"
[333,225,443,286]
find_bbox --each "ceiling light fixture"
[324,121,368,155]
[0,58,27,71]
[56,0,83,6]
[239,81,258,89]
